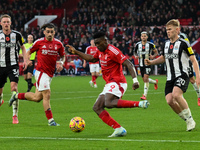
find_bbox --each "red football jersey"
[30,37,65,77]
[85,46,99,64]
[93,44,127,84]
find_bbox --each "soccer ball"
[69,117,85,132]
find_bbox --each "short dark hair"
[0,14,11,21]
[41,23,55,30]
[93,32,106,39]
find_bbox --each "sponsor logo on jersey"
[165,53,178,59]
[0,42,16,47]
[42,49,58,55]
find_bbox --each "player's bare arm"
[56,55,65,72]
[83,60,87,68]
[145,55,165,66]
[21,45,28,71]
[66,45,98,63]
[122,59,139,90]
[149,48,158,59]
[190,55,200,86]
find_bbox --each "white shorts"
[34,70,52,92]
[100,82,127,98]
[89,64,99,73]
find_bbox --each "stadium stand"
[0,0,199,75]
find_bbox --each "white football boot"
[108,127,127,137]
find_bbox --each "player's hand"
[66,45,76,54]
[56,62,63,73]
[144,59,151,66]
[23,61,28,71]
[27,60,33,66]
[132,82,139,90]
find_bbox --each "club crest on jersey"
[174,45,179,50]
[11,36,16,42]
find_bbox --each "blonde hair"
[166,19,180,27]
[0,14,11,21]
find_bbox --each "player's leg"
[8,66,19,124]
[190,76,200,105]
[93,94,126,137]
[165,76,195,131]
[0,88,4,106]
[149,78,158,90]
[0,71,6,107]
[41,89,58,126]
[89,64,95,87]
[94,64,100,88]
[165,80,184,114]
[9,88,43,107]
[140,67,146,100]
[142,74,149,99]
[102,82,149,108]
[10,81,19,124]
[172,86,195,131]
[27,72,34,92]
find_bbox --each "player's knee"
[172,93,180,101]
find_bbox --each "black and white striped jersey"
[0,30,24,67]
[161,38,194,81]
[134,41,156,67]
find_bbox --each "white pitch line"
[0,136,200,143]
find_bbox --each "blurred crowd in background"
[1,0,200,75]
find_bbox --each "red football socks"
[117,99,139,108]
[99,110,121,129]
[18,93,26,100]
[45,109,53,120]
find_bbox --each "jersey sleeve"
[58,42,65,57]
[110,46,127,64]
[160,44,165,56]
[183,41,194,56]
[18,33,25,47]
[30,40,39,53]
[151,43,156,50]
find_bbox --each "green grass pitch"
[1,75,200,150]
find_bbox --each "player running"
[83,39,100,88]
[134,31,158,100]
[9,23,65,126]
